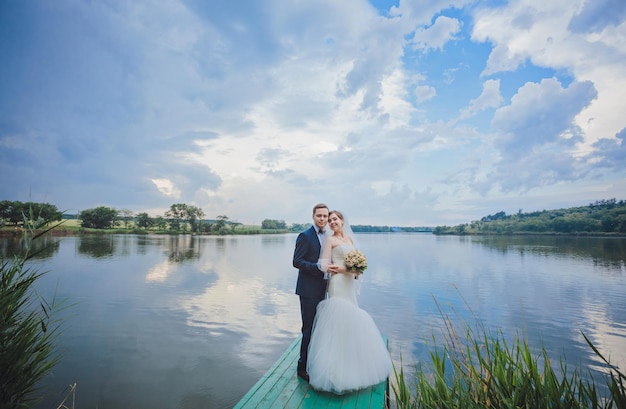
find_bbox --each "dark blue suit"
[293,226,328,373]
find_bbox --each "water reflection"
[77,235,115,258]
[0,234,61,259]
[448,236,626,375]
[165,235,201,263]
[261,234,289,246]
[1,233,622,408]
[474,235,626,272]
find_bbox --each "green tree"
[186,205,205,232]
[165,203,205,232]
[601,216,617,232]
[0,200,23,225]
[31,202,62,225]
[24,202,62,226]
[165,204,187,231]
[213,215,229,233]
[0,201,62,226]
[290,223,309,232]
[435,199,626,236]
[136,212,153,229]
[119,209,134,228]
[262,219,287,229]
[80,206,119,229]
[154,215,167,230]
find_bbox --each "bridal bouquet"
[345,249,367,274]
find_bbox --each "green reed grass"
[0,208,66,408]
[392,297,626,409]
[54,383,76,409]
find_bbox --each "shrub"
[0,211,65,408]
[392,298,626,409]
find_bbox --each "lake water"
[4,233,625,408]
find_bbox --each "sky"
[1,0,625,227]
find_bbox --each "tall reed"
[392,297,626,409]
[0,208,66,408]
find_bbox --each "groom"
[293,203,330,382]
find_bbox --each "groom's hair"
[312,203,329,214]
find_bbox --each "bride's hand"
[327,264,346,274]
[328,264,349,275]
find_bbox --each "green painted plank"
[270,359,311,408]
[234,336,389,409]
[352,388,373,409]
[317,391,346,409]
[273,377,309,408]
[284,381,315,408]
[233,338,301,409]
[257,349,303,408]
[368,381,387,408]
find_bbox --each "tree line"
[5,198,625,236]
[0,201,305,234]
[434,198,626,235]
[0,200,62,227]
[352,225,433,233]
[1,200,435,235]
[80,204,241,234]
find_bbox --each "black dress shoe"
[297,370,310,382]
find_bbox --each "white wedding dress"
[306,243,392,394]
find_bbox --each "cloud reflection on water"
[141,234,303,372]
[13,233,626,408]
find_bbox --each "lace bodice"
[331,243,355,267]
[328,243,358,305]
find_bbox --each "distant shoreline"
[2,228,624,238]
[433,231,626,237]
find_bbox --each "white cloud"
[459,79,503,118]
[390,0,473,27]
[492,77,597,157]
[410,15,462,51]
[415,85,437,103]
[0,0,624,227]
[380,69,419,125]
[568,0,626,33]
[151,178,181,198]
[472,0,626,150]
[591,128,626,170]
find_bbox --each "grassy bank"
[434,199,626,236]
[392,300,625,408]
[0,219,290,236]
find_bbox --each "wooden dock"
[234,337,389,409]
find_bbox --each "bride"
[306,210,392,394]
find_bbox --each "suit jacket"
[293,226,327,299]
